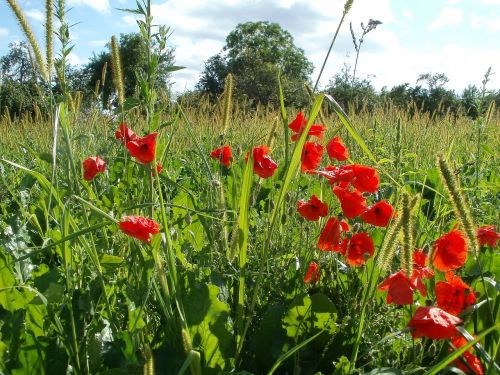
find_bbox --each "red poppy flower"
[304,261,321,284]
[115,122,137,144]
[326,136,349,161]
[407,306,462,339]
[297,195,329,221]
[210,145,232,168]
[476,225,499,247]
[378,270,415,305]
[450,335,484,375]
[247,145,278,178]
[432,228,468,272]
[119,215,160,243]
[341,232,374,266]
[351,164,380,193]
[126,132,158,164]
[411,250,434,297]
[318,217,348,251]
[82,156,106,181]
[301,142,323,172]
[309,165,356,186]
[288,112,326,141]
[361,200,394,227]
[435,272,477,316]
[332,186,367,219]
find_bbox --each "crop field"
[0,0,499,374]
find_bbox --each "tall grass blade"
[267,330,324,375]
[234,152,254,352]
[426,323,499,375]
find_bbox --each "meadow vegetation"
[0,0,499,374]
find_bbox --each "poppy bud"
[171,228,178,241]
[352,222,361,233]
[281,213,287,224]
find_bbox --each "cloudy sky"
[1,0,499,93]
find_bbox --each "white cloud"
[25,9,44,22]
[429,7,464,30]
[481,0,500,4]
[0,28,8,38]
[402,10,413,21]
[448,0,461,4]
[68,0,110,12]
[471,14,500,30]
[67,52,87,66]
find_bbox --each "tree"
[197,21,314,106]
[325,63,379,113]
[0,42,47,117]
[81,33,175,107]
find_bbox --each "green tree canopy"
[0,42,47,117]
[197,21,314,106]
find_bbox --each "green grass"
[0,94,498,374]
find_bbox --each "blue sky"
[1,0,499,94]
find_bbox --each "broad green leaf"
[282,292,337,340]
[184,284,233,372]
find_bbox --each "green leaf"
[100,254,124,266]
[0,252,34,311]
[165,65,185,72]
[183,284,233,372]
[282,292,337,340]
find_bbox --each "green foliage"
[0,42,48,117]
[197,21,313,106]
[80,33,175,108]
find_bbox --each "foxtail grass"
[400,192,414,277]
[436,156,478,254]
[110,35,125,107]
[45,0,53,78]
[6,0,49,80]
[221,73,233,138]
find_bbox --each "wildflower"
[351,164,379,193]
[411,250,434,297]
[304,261,321,284]
[126,132,158,164]
[476,225,499,247]
[332,186,367,219]
[407,306,462,339]
[326,136,349,161]
[119,215,160,243]
[378,271,415,305]
[297,195,329,221]
[318,217,349,251]
[435,272,476,316]
[309,165,356,186]
[82,156,106,181]
[248,145,278,178]
[450,335,484,375]
[432,228,468,272]
[115,122,137,144]
[210,145,232,168]
[340,232,374,266]
[361,200,394,227]
[288,112,326,141]
[301,142,324,172]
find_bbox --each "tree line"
[1,21,498,119]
